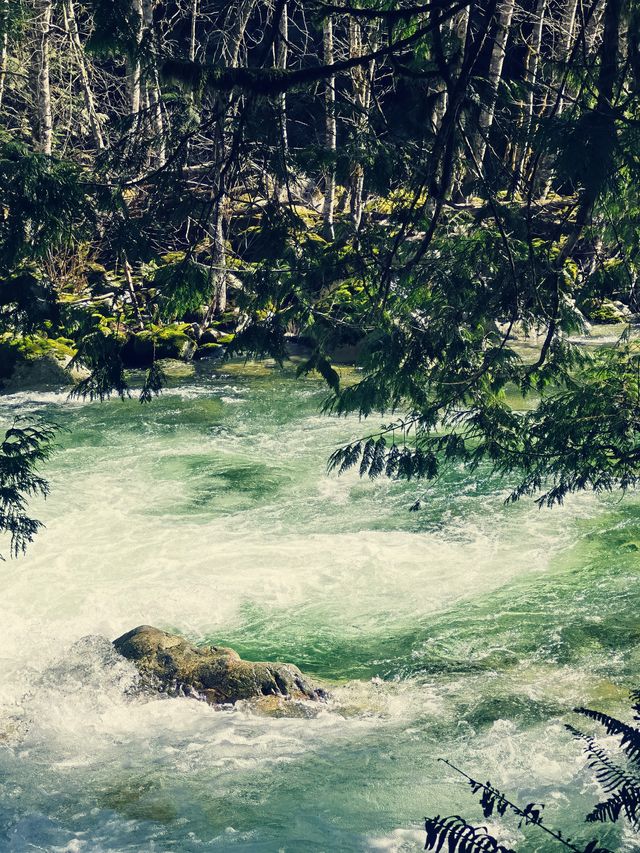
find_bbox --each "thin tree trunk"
[322,14,336,240]
[189,0,198,62]
[276,0,289,156]
[539,0,587,197]
[534,0,622,369]
[473,0,516,167]
[184,0,199,241]
[0,0,9,110]
[552,0,580,117]
[446,6,470,193]
[584,0,606,55]
[128,0,142,122]
[142,0,165,166]
[429,16,449,135]
[34,0,53,155]
[349,17,375,232]
[510,0,546,196]
[208,0,256,315]
[429,8,468,135]
[123,257,144,330]
[64,0,104,149]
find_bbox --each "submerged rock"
[113,625,328,705]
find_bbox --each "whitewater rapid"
[0,362,637,851]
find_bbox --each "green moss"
[217,333,235,345]
[0,333,75,362]
[581,298,624,324]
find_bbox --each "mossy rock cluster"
[113,625,328,705]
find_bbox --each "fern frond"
[566,725,640,794]
[586,787,640,828]
[424,815,516,853]
[574,708,640,765]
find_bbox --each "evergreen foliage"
[0,418,57,559]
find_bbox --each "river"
[0,360,638,852]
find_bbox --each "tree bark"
[322,14,336,240]
[276,0,289,157]
[142,0,165,166]
[534,0,622,369]
[0,0,9,110]
[189,0,198,63]
[128,0,143,121]
[208,0,257,315]
[34,0,53,155]
[473,0,516,168]
[123,256,145,330]
[348,16,376,232]
[552,0,580,117]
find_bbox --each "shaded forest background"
[0,0,640,541]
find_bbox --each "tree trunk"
[322,14,336,240]
[0,0,9,110]
[189,0,198,62]
[128,0,143,121]
[348,17,376,233]
[473,0,516,168]
[276,0,289,157]
[510,0,546,196]
[540,0,596,197]
[429,7,469,135]
[142,0,165,166]
[64,0,104,149]
[208,0,256,315]
[123,257,145,330]
[34,0,53,155]
[535,0,623,369]
[552,0,580,117]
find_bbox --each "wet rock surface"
[113,625,328,705]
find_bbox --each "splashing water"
[0,361,638,852]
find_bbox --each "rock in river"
[113,625,327,705]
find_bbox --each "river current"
[0,360,638,852]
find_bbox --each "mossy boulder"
[581,298,629,325]
[113,625,328,705]
[121,325,197,368]
[0,335,85,392]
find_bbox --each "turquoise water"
[0,360,638,852]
